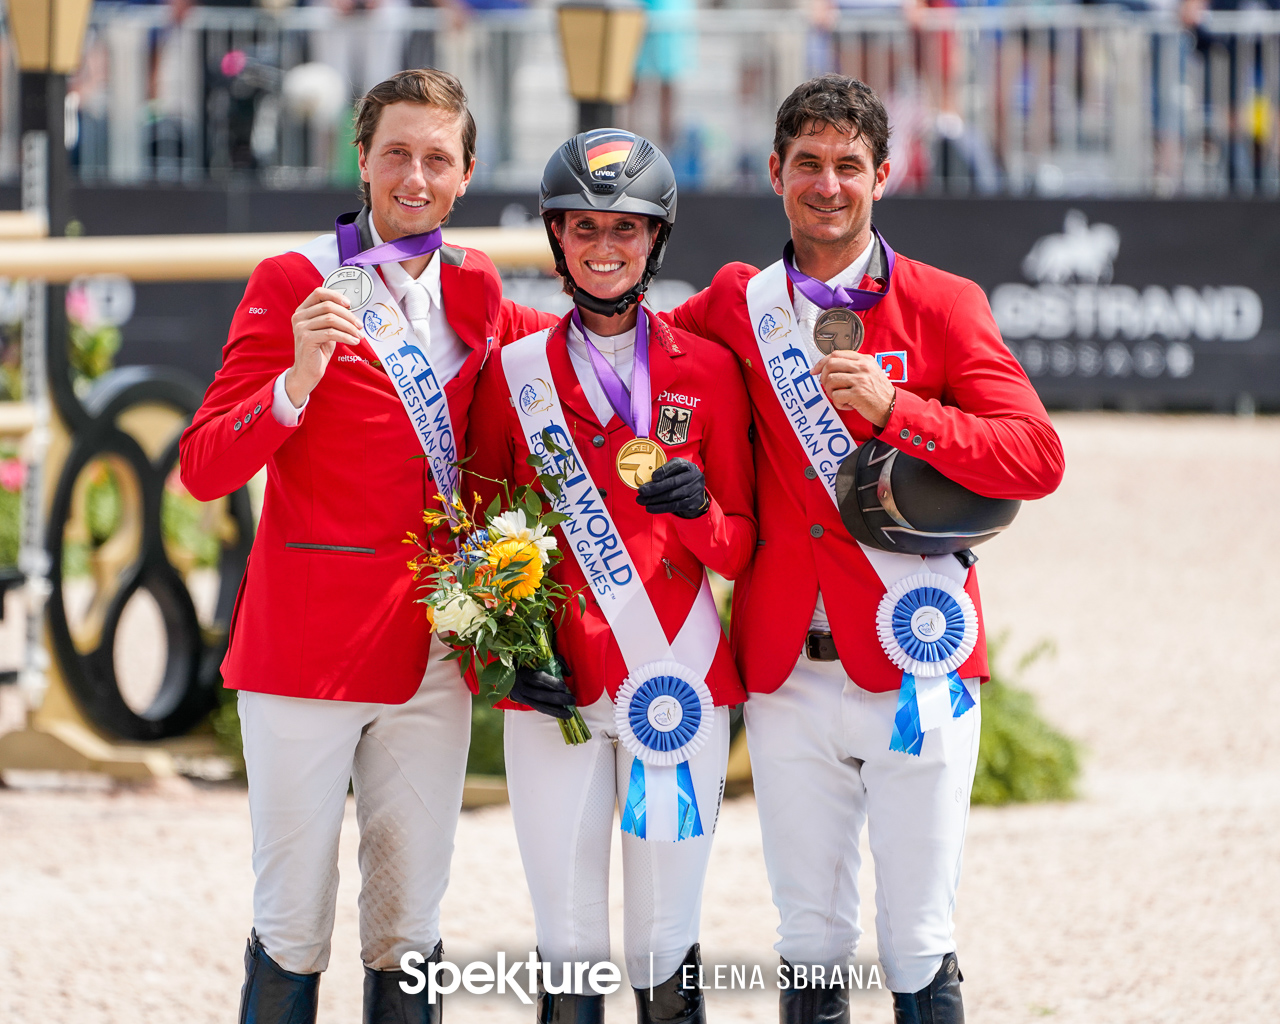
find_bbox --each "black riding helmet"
[539,128,678,317]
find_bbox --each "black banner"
[8,185,1277,411]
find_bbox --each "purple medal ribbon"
[334,213,443,267]
[783,226,896,311]
[571,307,653,438]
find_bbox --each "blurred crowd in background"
[3,0,1280,196]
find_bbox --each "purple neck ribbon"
[783,227,896,311]
[335,214,443,267]
[571,307,653,438]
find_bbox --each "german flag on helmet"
[584,130,635,182]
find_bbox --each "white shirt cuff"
[271,370,307,427]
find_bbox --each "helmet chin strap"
[546,220,671,320]
[572,282,644,318]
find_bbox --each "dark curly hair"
[774,75,891,168]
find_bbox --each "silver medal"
[813,308,864,355]
[323,266,375,312]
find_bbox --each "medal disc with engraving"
[813,308,864,355]
[616,438,668,489]
[323,266,375,312]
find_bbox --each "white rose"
[490,508,558,564]
[433,592,487,638]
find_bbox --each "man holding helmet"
[666,76,1065,1023]
[466,128,756,1024]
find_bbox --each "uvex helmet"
[539,128,677,316]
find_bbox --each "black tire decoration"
[44,301,253,740]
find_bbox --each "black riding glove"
[635,458,710,519]
[508,658,576,720]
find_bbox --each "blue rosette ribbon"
[875,573,979,756]
[615,660,714,842]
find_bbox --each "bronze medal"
[616,438,668,489]
[813,308,864,355]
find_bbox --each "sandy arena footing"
[2,412,1278,1023]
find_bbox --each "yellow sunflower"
[486,538,545,600]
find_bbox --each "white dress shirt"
[272,218,469,426]
[565,317,638,427]
[789,236,877,633]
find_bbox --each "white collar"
[789,233,876,291]
[566,316,637,360]
[369,214,443,309]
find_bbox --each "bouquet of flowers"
[406,468,590,745]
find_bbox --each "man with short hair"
[180,68,552,1024]
[667,75,1065,1023]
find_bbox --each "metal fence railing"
[3,5,1280,196]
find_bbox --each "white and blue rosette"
[614,660,715,842]
[875,572,979,756]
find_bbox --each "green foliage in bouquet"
[407,441,591,744]
[971,636,1080,806]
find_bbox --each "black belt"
[805,631,839,662]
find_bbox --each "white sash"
[502,330,722,841]
[745,260,973,736]
[294,235,460,506]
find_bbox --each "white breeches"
[743,653,981,995]
[238,642,471,975]
[504,694,730,986]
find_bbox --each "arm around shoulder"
[494,297,560,346]
[662,262,758,344]
[462,356,522,513]
[671,337,757,579]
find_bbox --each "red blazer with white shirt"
[465,310,755,709]
[665,249,1065,695]
[179,208,555,703]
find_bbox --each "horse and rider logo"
[518,378,554,415]
[363,303,402,342]
[757,306,792,343]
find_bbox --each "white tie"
[401,280,432,352]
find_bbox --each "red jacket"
[666,254,1064,694]
[465,310,756,708]
[179,226,554,703]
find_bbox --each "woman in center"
[466,130,756,1024]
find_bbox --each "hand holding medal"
[812,349,896,426]
[285,282,367,408]
[783,229,898,427]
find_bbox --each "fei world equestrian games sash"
[292,227,461,515]
[502,329,722,842]
[745,259,977,756]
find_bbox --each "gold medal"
[616,438,667,489]
[813,308,864,355]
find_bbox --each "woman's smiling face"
[553,210,657,301]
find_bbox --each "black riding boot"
[891,953,963,1024]
[536,956,605,1024]
[238,930,320,1024]
[778,958,849,1024]
[364,940,444,1024]
[633,944,705,1024]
